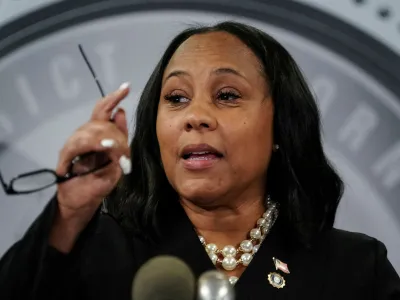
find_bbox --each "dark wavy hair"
[107,21,344,246]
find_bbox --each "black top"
[0,196,399,300]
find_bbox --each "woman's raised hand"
[50,82,131,252]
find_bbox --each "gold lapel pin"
[273,257,290,274]
[268,272,286,289]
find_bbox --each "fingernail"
[110,108,118,121]
[119,155,132,175]
[101,139,115,148]
[118,82,130,91]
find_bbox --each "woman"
[0,21,399,300]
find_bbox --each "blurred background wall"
[0,0,399,271]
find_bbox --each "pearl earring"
[273,144,280,151]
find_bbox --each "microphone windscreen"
[197,270,235,300]
[132,255,195,300]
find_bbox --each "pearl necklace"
[198,197,279,285]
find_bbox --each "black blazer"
[0,196,399,300]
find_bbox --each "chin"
[176,180,227,204]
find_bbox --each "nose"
[183,101,217,132]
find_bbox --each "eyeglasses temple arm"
[78,44,108,213]
[78,44,106,97]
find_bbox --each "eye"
[164,92,190,104]
[216,89,241,102]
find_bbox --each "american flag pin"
[273,257,290,274]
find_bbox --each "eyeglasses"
[0,45,112,195]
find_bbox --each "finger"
[91,82,130,121]
[97,139,131,176]
[58,138,131,176]
[57,128,130,175]
[113,108,129,136]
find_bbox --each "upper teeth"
[190,151,210,155]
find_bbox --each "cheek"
[226,111,273,171]
[156,115,179,164]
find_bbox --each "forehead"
[164,31,263,75]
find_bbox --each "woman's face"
[156,31,274,204]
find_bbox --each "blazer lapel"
[234,218,293,299]
[235,220,330,300]
[284,232,331,300]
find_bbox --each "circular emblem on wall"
[0,0,399,271]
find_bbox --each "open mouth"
[180,144,224,161]
[182,151,223,160]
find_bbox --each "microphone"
[131,255,195,300]
[197,270,235,300]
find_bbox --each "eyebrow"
[163,67,246,84]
